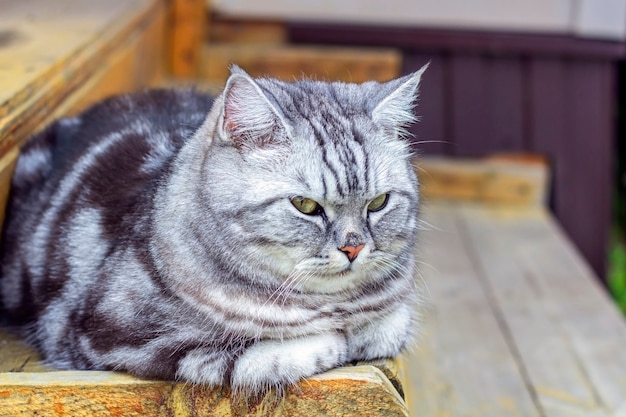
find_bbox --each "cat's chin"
[295,268,381,294]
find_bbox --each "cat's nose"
[339,244,364,262]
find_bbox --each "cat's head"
[201,66,427,294]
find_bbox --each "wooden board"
[0,327,407,417]
[169,0,207,78]
[399,204,541,416]
[417,155,549,207]
[0,0,166,155]
[0,366,407,417]
[399,201,626,416]
[209,16,287,44]
[202,43,401,84]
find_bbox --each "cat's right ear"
[219,67,288,151]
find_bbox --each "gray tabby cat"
[0,65,427,395]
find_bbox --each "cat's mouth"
[338,268,352,277]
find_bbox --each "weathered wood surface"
[169,0,207,78]
[401,201,626,416]
[0,367,407,417]
[418,155,549,208]
[0,328,407,417]
[209,17,287,45]
[0,0,166,156]
[202,43,401,84]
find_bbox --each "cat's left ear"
[372,63,428,136]
[219,66,289,151]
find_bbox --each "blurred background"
[195,0,626,312]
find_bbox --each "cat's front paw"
[347,302,417,361]
[231,333,348,395]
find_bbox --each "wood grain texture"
[417,156,549,207]
[399,201,626,416]
[202,43,401,84]
[0,0,165,155]
[0,361,407,417]
[400,204,541,417]
[209,17,287,44]
[0,329,49,373]
[169,0,207,78]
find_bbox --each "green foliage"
[609,230,626,315]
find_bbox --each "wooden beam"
[202,43,401,84]
[169,0,207,78]
[0,326,408,416]
[416,155,549,208]
[209,16,287,44]
[0,0,166,155]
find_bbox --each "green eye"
[291,196,321,215]
[367,193,389,212]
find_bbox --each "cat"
[0,65,427,396]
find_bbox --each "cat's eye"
[367,193,389,212]
[291,196,321,215]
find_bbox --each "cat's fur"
[0,66,427,395]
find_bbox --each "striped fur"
[0,66,427,395]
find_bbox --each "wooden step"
[202,43,402,84]
[0,327,408,416]
[209,16,288,44]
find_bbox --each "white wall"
[212,0,626,41]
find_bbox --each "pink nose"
[339,244,364,262]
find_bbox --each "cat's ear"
[220,66,288,151]
[372,63,428,137]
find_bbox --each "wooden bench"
[3,0,626,416]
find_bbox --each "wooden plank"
[201,43,401,84]
[210,17,287,44]
[0,0,164,155]
[2,319,406,415]
[0,329,50,373]
[457,203,626,416]
[399,203,542,416]
[169,0,207,78]
[417,156,549,207]
[0,337,408,417]
[54,2,167,118]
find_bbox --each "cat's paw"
[231,333,347,395]
[347,302,417,361]
[176,349,230,385]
